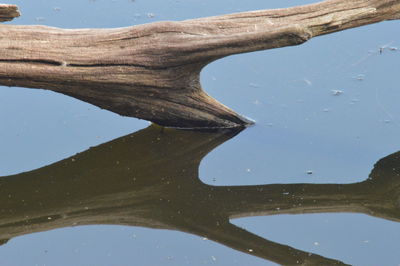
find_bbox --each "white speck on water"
[253,99,262,105]
[35,17,45,22]
[355,74,365,81]
[323,108,331,112]
[249,83,260,88]
[303,78,312,86]
[307,170,313,175]
[246,168,251,172]
[147,13,155,18]
[363,240,370,244]
[202,237,208,241]
[331,90,343,96]
[314,242,320,246]
[53,7,61,11]
[211,256,217,262]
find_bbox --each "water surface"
[1,1,400,265]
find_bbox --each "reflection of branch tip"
[0,238,9,245]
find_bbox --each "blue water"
[1,1,400,265]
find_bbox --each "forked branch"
[0,0,399,128]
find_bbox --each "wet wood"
[0,0,399,127]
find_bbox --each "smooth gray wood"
[1,0,399,128]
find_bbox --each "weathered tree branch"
[0,4,19,22]
[0,0,399,127]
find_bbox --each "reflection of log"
[1,1,400,128]
[0,125,347,266]
[2,127,400,265]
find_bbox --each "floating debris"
[249,82,260,88]
[35,17,45,22]
[307,170,313,175]
[355,74,365,81]
[147,13,156,18]
[303,78,312,86]
[379,42,398,54]
[331,90,343,96]
[253,99,262,105]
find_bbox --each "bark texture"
[0,4,19,22]
[0,0,399,127]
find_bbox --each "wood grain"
[0,0,399,127]
[0,4,19,22]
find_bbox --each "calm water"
[1,1,400,265]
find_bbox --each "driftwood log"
[1,126,400,265]
[0,1,400,128]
